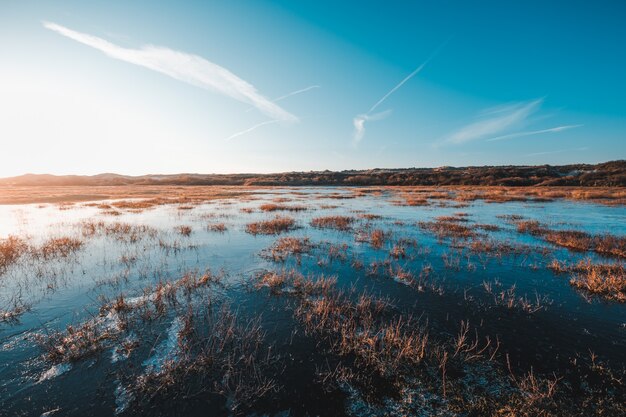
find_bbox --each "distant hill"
[1,161,624,187]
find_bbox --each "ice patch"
[125,293,154,307]
[393,275,411,286]
[342,380,450,417]
[142,316,183,373]
[38,363,71,383]
[114,381,134,415]
[104,310,124,332]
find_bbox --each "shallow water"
[0,187,624,416]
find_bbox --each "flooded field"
[0,186,624,416]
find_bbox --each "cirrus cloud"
[445,99,542,144]
[440,98,582,146]
[43,21,297,122]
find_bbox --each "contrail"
[225,119,281,141]
[353,38,450,145]
[273,85,320,103]
[368,63,428,114]
[245,85,320,112]
[368,38,450,114]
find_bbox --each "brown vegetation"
[418,218,478,240]
[311,215,355,231]
[176,225,193,237]
[246,216,297,235]
[549,259,625,301]
[38,237,83,259]
[0,235,28,273]
[358,213,383,220]
[355,228,389,249]
[206,222,227,233]
[259,203,308,212]
[516,221,626,259]
[262,237,316,262]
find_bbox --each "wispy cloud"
[440,98,582,146]
[524,146,588,157]
[485,124,583,142]
[444,99,543,145]
[351,63,428,145]
[352,110,392,144]
[43,21,297,122]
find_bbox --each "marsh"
[0,186,624,416]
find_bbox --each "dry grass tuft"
[263,237,316,262]
[259,203,308,212]
[176,225,193,237]
[0,235,28,273]
[358,213,383,220]
[311,215,355,231]
[516,221,626,259]
[40,270,223,365]
[418,218,478,240]
[38,237,83,259]
[111,199,160,210]
[206,222,227,233]
[482,281,551,313]
[246,216,297,235]
[81,221,158,243]
[130,306,277,413]
[355,228,390,249]
[255,269,336,296]
[256,269,430,378]
[549,259,625,301]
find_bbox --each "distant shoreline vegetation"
[0,161,624,187]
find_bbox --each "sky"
[0,0,625,176]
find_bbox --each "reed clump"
[37,237,83,259]
[128,306,278,414]
[176,225,193,237]
[255,269,336,297]
[465,238,537,257]
[40,270,223,365]
[80,221,158,243]
[358,213,383,220]
[206,222,227,233]
[311,215,356,231]
[549,259,625,302]
[0,235,28,274]
[111,199,161,210]
[263,236,316,262]
[260,269,428,377]
[482,281,551,313]
[355,228,389,249]
[259,203,308,212]
[246,216,297,235]
[324,243,350,263]
[516,221,626,259]
[418,218,478,240]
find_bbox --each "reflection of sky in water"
[0,188,624,414]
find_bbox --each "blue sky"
[0,0,624,176]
